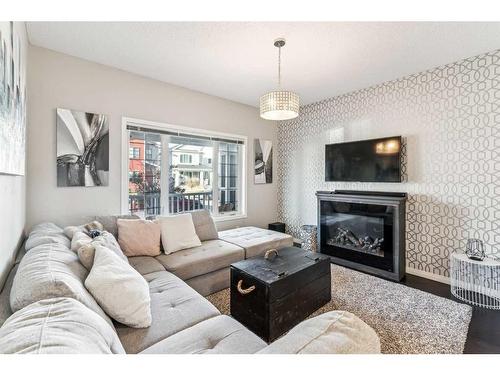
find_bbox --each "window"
[129,147,140,159]
[123,119,246,221]
[127,132,162,218]
[219,142,239,212]
[179,154,193,164]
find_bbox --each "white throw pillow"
[84,245,152,328]
[159,214,202,254]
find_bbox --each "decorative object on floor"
[254,139,273,184]
[450,251,500,310]
[207,264,473,354]
[0,22,27,175]
[260,38,299,120]
[465,238,485,261]
[300,225,317,252]
[56,108,109,186]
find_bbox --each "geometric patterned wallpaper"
[277,49,500,278]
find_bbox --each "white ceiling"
[27,22,500,107]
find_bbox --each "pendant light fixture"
[260,38,299,121]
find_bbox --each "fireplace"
[316,190,407,281]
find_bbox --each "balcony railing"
[169,191,213,213]
[129,191,213,217]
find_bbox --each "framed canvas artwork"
[254,139,272,184]
[0,22,27,175]
[56,108,110,186]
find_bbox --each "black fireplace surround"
[316,190,407,281]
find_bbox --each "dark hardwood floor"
[402,273,500,354]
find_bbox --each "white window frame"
[121,117,247,222]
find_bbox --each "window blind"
[126,124,244,145]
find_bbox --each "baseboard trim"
[406,267,450,285]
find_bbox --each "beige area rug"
[207,264,473,354]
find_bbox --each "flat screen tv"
[325,136,402,182]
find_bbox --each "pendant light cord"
[278,45,281,88]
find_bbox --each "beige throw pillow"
[117,219,161,257]
[84,245,152,328]
[159,214,202,254]
[77,232,129,270]
[71,231,93,252]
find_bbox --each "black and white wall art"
[254,139,272,184]
[0,22,27,175]
[56,108,109,187]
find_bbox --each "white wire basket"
[450,252,500,310]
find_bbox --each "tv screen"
[325,136,402,182]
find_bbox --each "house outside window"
[123,119,246,221]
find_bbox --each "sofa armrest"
[257,311,381,354]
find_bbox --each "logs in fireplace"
[316,190,407,281]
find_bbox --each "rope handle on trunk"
[237,280,256,295]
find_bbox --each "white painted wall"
[26,46,278,231]
[0,22,27,289]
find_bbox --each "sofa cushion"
[257,311,381,354]
[85,246,152,328]
[30,222,64,235]
[185,268,229,297]
[128,256,165,276]
[219,226,294,258]
[93,214,140,238]
[115,270,219,353]
[0,264,17,327]
[155,240,244,280]
[140,315,266,354]
[117,219,161,257]
[0,298,125,354]
[25,223,70,251]
[190,210,218,241]
[9,243,113,327]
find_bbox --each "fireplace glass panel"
[320,200,395,271]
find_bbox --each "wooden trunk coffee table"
[230,247,331,342]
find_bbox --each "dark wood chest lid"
[231,247,330,285]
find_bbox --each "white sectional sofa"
[0,214,381,354]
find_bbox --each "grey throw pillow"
[190,210,218,241]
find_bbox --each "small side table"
[450,252,500,310]
[300,225,318,252]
